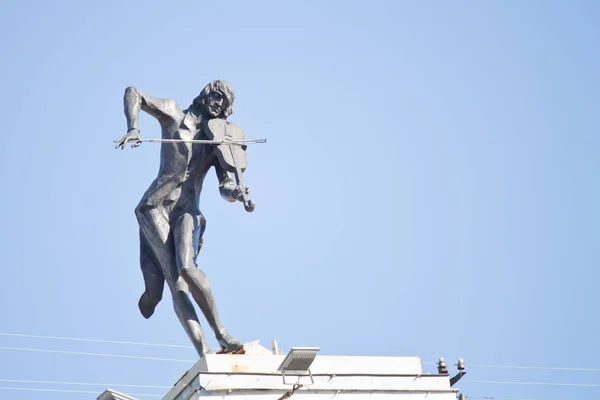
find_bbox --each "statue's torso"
[139,106,213,216]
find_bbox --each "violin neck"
[233,164,245,188]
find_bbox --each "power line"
[466,397,537,400]
[466,379,600,388]
[0,346,195,363]
[0,379,171,389]
[423,360,600,372]
[0,386,162,397]
[0,332,192,349]
[4,332,595,374]
[5,332,600,377]
[469,363,600,372]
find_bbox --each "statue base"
[98,341,460,400]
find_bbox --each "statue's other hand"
[219,181,237,203]
[114,128,142,150]
[232,185,250,202]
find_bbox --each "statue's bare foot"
[138,292,157,319]
[216,346,245,354]
[217,333,244,354]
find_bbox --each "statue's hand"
[232,185,251,202]
[114,128,142,150]
[219,180,236,203]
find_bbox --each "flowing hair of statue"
[192,80,235,118]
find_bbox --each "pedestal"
[99,343,459,400]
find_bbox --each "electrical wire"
[466,397,537,400]
[0,346,195,363]
[468,363,600,372]
[0,332,192,349]
[0,386,162,396]
[3,339,600,376]
[423,360,600,372]
[4,333,600,377]
[0,379,171,389]
[466,379,600,388]
[5,331,600,396]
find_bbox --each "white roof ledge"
[199,374,454,392]
[211,389,457,394]
[129,344,460,400]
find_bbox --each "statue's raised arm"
[114,86,177,150]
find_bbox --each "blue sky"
[0,1,599,399]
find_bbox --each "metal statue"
[114,80,262,357]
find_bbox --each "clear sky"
[0,1,599,399]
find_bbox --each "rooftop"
[97,342,461,400]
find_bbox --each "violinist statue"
[114,80,256,357]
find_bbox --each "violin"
[204,118,256,212]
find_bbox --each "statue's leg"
[167,276,208,357]
[136,206,208,357]
[138,229,164,319]
[173,212,243,352]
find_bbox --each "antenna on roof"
[271,340,281,355]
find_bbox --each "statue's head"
[193,80,235,119]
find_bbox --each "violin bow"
[140,138,267,146]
